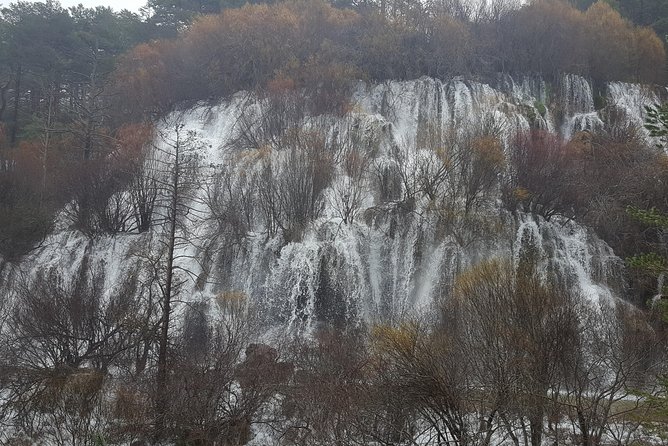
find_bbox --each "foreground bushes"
[0,256,664,445]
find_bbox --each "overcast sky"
[0,0,146,12]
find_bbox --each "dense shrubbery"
[0,133,70,259]
[496,0,665,84]
[505,128,668,253]
[0,121,156,257]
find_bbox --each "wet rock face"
[4,74,662,331]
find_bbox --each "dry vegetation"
[113,0,665,119]
[0,0,667,444]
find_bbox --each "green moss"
[534,101,547,118]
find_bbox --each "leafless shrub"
[65,157,134,236]
[330,139,373,225]
[371,321,473,446]
[559,301,662,446]
[503,130,576,221]
[256,129,334,241]
[206,162,255,252]
[1,259,144,443]
[162,293,289,444]
[229,88,307,153]
[280,327,372,445]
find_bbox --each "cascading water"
[560,73,602,139]
[607,81,665,137]
[1,74,662,331]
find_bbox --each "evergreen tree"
[626,103,668,315]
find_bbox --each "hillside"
[1,71,668,444]
[1,0,668,445]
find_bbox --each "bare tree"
[205,163,255,253]
[372,321,474,446]
[254,128,334,241]
[148,122,205,440]
[450,253,581,446]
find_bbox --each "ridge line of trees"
[113,0,666,119]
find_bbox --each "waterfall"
[2,74,660,330]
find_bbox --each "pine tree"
[645,102,668,148]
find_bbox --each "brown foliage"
[183,0,360,108]
[112,39,207,120]
[631,27,667,84]
[496,0,665,82]
[503,126,668,301]
[427,15,473,77]
[499,0,587,76]
[572,131,668,260]
[585,1,636,82]
[111,0,666,118]
[503,130,578,220]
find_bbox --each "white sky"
[0,0,147,12]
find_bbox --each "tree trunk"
[529,413,543,446]
[11,64,21,146]
[154,129,181,441]
[0,80,10,123]
[40,87,54,206]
